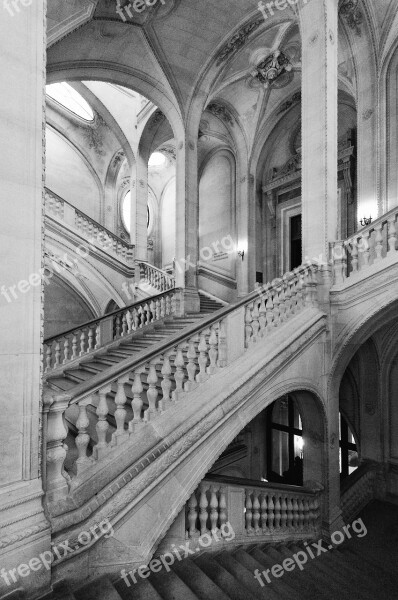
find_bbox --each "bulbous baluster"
[71,334,78,360]
[245,489,253,534]
[258,294,267,336]
[160,297,166,318]
[184,336,198,392]
[115,315,121,338]
[94,385,112,460]
[75,398,94,473]
[95,323,101,349]
[79,330,86,356]
[155,299,161,321]
[260,493,268,531]
[303,498,310,530]
[274,495,281,529]
[145,360,159,420]
[219,487,227,530]
[217,319,228,367]
[278,282,286,323]
[54,342,61,368]
[207,326,218,375]
[245,303,253,347]
[165,294,171,316]
[88,327,95,352]
[160,351,173,409]
[45,393,69,501]
[266,291,274,331]
[45,345,52,372]
[125,310,132,334]
[62,337,69,364]
[129,369,144,431]
[187,491,198,538]
[268,495,275,529]
[292,497,299,529]
[132,308,138,331]
[388,216,397,254]
[286,497,294,529]
[173,344,186,401]
[281,496,288,529]
[273,287,281,326]
[199,484,209,535]
[351,240,359,273]
[298,498,305,530]
[251,301,260,342]
[144,302,151,324]
[121,313,128,336]
[112,375,130,445]
[196,330,209,383]
[209,486,219,533]
[252,491,261,533]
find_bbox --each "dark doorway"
[290,214,302,270]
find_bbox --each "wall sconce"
[237,249,245,260]
[360,216,373,227]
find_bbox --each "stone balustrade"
[44,264,320,500]
[44,188,134,264]
[330,207,398,285]
[43,290,177,373]
[185,476,321,541]
[138,261,175,292]
[340,463,377,522]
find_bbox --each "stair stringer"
[49,309,327,588]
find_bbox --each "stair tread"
[114,574,164,600]
[195,553,259,600]
[214,551,281,600]
[74,576,122,600]
[172,557,230,600]
[146,568,200,600]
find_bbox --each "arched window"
[46,83,94,121]
[121,191,150,234]
[266,395,304,486]
[339,413,358,479]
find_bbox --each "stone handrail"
[340,462,377,522]
[44,264,319,501]
[138,261,175,292]
[330,206,398,284]
[186,475,322,541]
[45,188,134,264]
[43,289,177,373]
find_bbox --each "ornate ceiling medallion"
[339,0,363,36]
[251,51,293,89]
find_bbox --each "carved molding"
[216,19,263,66]
[206,103,234,127]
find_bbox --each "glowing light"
[148,152,167,168]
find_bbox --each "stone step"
[113,574,163,600]
[145,567,200,600]
[171,557,230,600]
[74,577,122,600]
[233,547,295,600]
[194,553,259,600]
[214,551,281,600]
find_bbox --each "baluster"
[388,216,397,254]
[350,239,359,273]
[121,312,128,336]
[207,326,218,375]
[298,498,305,530]
[137,305,144,328]
[245,489,253,534]
[251,301,260,342]
[184,336,198,392]
[173,344,186,401]
[361,231,370,268]
[126,310,132,334]
[132,308,139,331]
[94,385,112,460]
[62,337,69,364]
[88,327,95,352]
[258,294,267,336]
[209,486,219,533]
[278,281,286,322]
[45,344,52,372]
[160,297,166,319]
[284,275,292,318]
[160,351,173,409]
[71,333,78,359]
[155,298,161,321]
[272,289,280,327]
[331,241,346,284]
[95,323,101,349]
[150,299,156,323]
[244,303,253,347]
[79,330,86,356]
[144,302,151,325]
[54,341,61,368]
[115,315,121,338]
[286,497,294,529]
[199,484,209,535]
[129,369,144,431]
[374,223,383,262]
[268,495,275,529]
[75,398,94,473]
[265,290,274,331]
[44,393,70,500]
[145,360,159,420]
[219,487,227,530]
[112,375,130,445]
[165,294,171,316]
[303,498,310,530]
[217,319,228,367]
[281,496,288,529]
[274,495,281,530]
[187,492,198,538]
[292,497,299,529]
[260,493,267,531]
[252,490,261,533]
[196,330,209,383]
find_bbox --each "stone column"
[300,0,339,263]
[174,133,200,313]
[0,2,50,597]
[131,156,148,264]
[236,174,255,297]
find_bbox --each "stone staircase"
[198,292,225,314]
[41,501,398,600]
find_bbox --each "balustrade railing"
[44,264,320,500]
[330,207,398,284]
[138,261,175,292]
[44,188,134,264]
[185,476,322,541]
[43,289,177,373]
[340,463,377,522]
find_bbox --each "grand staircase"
[40,501,398,600]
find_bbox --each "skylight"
[148,152,167,168]
[46,83,94,121]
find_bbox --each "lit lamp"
[360,216,373,227]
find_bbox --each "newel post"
[44,393,70,502]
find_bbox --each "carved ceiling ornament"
[216,19,263,66]
[150,109,165,128]
[206,102,234,127]
[339,0,363,36]
[251,50,294,89]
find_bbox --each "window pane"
[46,83,94,121]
